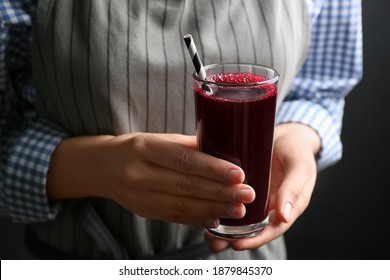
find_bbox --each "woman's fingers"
[120,190,246,226]
[274,157,317,223]
[228,179,315,251]
[144,164,255,203]
[205,209,287,252]
[108,133,257,227]
[137,133,246,184]
[204,231,231,252]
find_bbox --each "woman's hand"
[205,123,321,252]
[46,133,255,228]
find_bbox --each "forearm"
[46,134,116,201]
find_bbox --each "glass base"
[206,216,269,239]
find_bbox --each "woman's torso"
[30,0,310,259]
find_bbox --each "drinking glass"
[193,63,279,239]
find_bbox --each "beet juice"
[193,65,278,238]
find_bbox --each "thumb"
[275,158,317,223]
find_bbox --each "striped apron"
[30,0,310,259]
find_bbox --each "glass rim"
[192,63,279,87]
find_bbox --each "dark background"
[1,0,389,260]
[285,0,390,260]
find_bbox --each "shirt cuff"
[276,100,343,171]
[2,118,67,223]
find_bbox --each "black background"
[1,0,389,260]
[285,0,390,260]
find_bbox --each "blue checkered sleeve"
[277,0,363,170]
[1,0,67,222]
[2,120,66,222]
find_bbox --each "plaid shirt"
[0,0,363,222]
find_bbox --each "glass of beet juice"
[193,63,279,239]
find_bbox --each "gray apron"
[31,0,310,259]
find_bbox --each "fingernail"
[283,202,292,222]
[205,219,219,229]
[226,169,244,183]
[236,188,255,203]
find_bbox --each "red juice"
[194,72,277,226]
